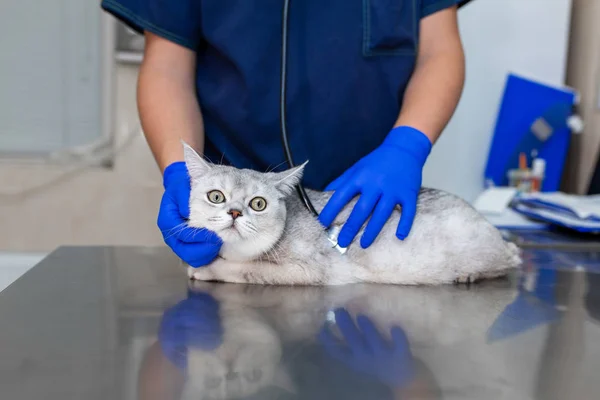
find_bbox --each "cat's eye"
[249,197,267,211]
[207,190,226,204]
[244,369,263,383]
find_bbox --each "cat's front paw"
[453,268,510,285]
[453,274,478,285]
[188,266,215,281]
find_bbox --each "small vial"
[531,159,546,192]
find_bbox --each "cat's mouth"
[222,222,241,235]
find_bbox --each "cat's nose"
[228,209,242,220]
[226,371,239,381]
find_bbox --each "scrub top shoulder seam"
[421,0,460,19]
[101,0,199,51]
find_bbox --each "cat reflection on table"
[177,295,291,400]
[181,142,521,286]
[137,286,293,400]
[139,282,515,400]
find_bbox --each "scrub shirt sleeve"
[421,0,460,19]
[100,0,202,51]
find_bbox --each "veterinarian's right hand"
[158,161,222,267]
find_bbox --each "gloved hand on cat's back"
[157,162,223,267]
[319,126,432,249]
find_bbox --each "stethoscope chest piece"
[326,225,348,254]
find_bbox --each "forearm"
[137,342,184,400]
[394,7,465,144]
[137,34,204,173]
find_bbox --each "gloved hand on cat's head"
[318,308,415,389]
[158,161,223,267]
[319,126,432,249]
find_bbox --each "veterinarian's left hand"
[318,308,415,388]
[158,289,223,369]
[319,126,431,248]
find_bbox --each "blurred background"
[0,0,597,280]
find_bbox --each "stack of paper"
[473,187,548,230]
[511,192,600,233]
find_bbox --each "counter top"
[0,246,599,399]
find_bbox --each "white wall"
[423,0,573,203]
[0,0,103,154]
[0,65,164,252]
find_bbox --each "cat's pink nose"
[228,209,242,220]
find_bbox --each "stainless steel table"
[0,246,599,400]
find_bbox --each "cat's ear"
[271,161,308,196]
[182,140,211,177]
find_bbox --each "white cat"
[182,143,521,285]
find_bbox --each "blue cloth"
[102,0,458,190]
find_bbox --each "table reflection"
[132,258,600,400]
[138,279,515,399]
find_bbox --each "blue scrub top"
[102,0,459,190]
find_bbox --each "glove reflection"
[318,308,415,389]
[158,289,223,369]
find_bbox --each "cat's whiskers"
[239,220,258,235]
[264,160,289,173]
[264,245,282,264]
[179,224,209,242]
[262,236,281,259]
[260,232,287,264]
[162,222,190,240]
[180,226,206,242]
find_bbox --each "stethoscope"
[279,0,347,253]
[278,0,474,252]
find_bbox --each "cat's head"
[180,296,295,400]
[183,142,306,260]
[182,346,294,400]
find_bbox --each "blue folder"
[484,74,577,192]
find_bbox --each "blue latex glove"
[158,289,223,369]
[318,308,415,388]
[157,162,222,267]
[319,126,432,248]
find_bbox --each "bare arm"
[138,32,205,173]
[394,6,465,143]
[137,342,184,400]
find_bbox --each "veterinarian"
[101,0,465,267]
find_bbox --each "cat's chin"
[219,242,265,262]
[217,226,244,242]
[216,226,285,262]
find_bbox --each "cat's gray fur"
[182,143,521,285]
